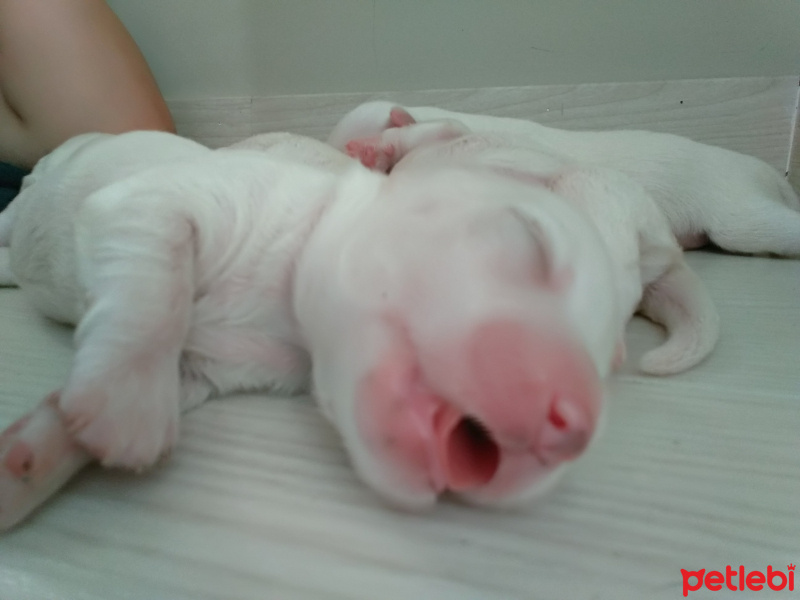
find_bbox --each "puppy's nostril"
[536,397,592,464]
[443,416,501,491]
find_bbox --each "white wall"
[108,0,800,100]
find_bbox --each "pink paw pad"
[345,139,395,172]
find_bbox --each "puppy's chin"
[344,423,572,511]
[349,452,440,511]
[454,464,568,509]
[351,453,569,512]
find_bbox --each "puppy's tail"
[636,258,719,375]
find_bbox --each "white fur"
[329,102,767,374]
[329,101,800,257]
[4,105,793,528]
[0,130,631,526]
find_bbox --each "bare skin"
[0,0,174,169]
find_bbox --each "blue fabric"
[0,161,29,212]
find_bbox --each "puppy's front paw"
[60,356,181,470]
[345,138,397,173]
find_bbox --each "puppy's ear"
[328,101,400,150]
[389,107,417,128]
[508,206,574,291]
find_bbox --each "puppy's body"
[330,103,750,374]
[0,130,635,527]
[5,133,335,402]
[329,101,800,256]
[6,100,790,528]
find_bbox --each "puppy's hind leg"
[707,197,800,257]
[59,184,196,471]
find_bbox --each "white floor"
[1,250,798,600]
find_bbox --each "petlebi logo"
[681,564,795,597]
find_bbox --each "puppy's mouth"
[433,407,501,491]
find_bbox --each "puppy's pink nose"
[536,395,594,462]
[463,321,601,464]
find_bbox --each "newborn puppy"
[329,101,800,257]
[330,103,738,375]
[2,130,631,527]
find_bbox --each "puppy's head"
[295,165,618,509]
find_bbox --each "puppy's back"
[8,132,209,323]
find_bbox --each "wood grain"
[789,79,800,192]
[171,76,799,171]
[2,77,799,600]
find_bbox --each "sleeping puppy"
[0,132,608,527]
[0,126,716,530]
[329,101,800,257]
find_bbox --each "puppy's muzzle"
[357,319,602,499]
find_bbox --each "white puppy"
[329,101,800,257]
[331,103,783,375]
[1,130,658,528]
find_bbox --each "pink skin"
[389,107,417,128]
[0,391,92,529]
[345,139,396,171]
[343,108,414,170]
[345,109,469,174]
[357,320,601,499]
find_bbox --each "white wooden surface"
[789,80,800,191]
[171,76,799,173]
[1,77,799,600]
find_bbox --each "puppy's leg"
[59,185,196,470]
[706,196,800,257]
[0,391,92,530]
[0,367,214,531]
[344,119,470,172]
